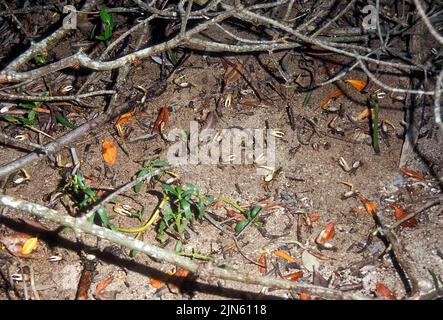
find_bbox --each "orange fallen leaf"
[321,89,344,109]
[400,168,425,180]
[95,275,114,296]
[358,195,377,216]
[0,232,34,257]
[102,140,117,165]
[152,106,169,133]
[283,270,304,282]
[258,254,267,274]
[390,204,417,228]
[21,237,39,255]
[315,223,335,244]
[115,110,135,126]
[167,268,191,294]
[150,278,166,289]
[309,212,320,223]
[299,293,311,300]
[344,79,367,92]
[274,249,296,263]
[375,282,396,300]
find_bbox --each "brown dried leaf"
[390,204,417,228]
[152,106,169,133]
[258,254,267,274]
[375,282,397,300]
[95,275,114,297]
[400,168,425,180]
[224,63,245,86]
[321,89,344,109]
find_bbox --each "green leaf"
[35,55,46,64]
[87,212,96,224]
[250,205,262,219]
[180,199,191,220]
[2,115,19,123]
[153,160,169,167]
[175,240,183,252]
[176,221,185,234]
[234,220,249,234]
[160,183,179,196]
[166,50,178,66]
[197,201,206,219]
[20,102,36,109]
[55,112,77,129]
[28,111,37,121]
[243,209,251,220]
[130,249,138,257]
[157,220,166,240]
[99,9,113,26]
[134,168,151,192]
[20,111,38,125]
[95,10,113,41]
[97,206,110,227]
[163,205,175,222]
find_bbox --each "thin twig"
[0,90,116,103]
[413,0,443,46]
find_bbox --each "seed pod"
[338,157,352,172]
[48,255,63,262]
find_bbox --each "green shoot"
[372,97,380,154]
[34,54,46,64]
[302,90,312,108]
[156,182,215,241]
